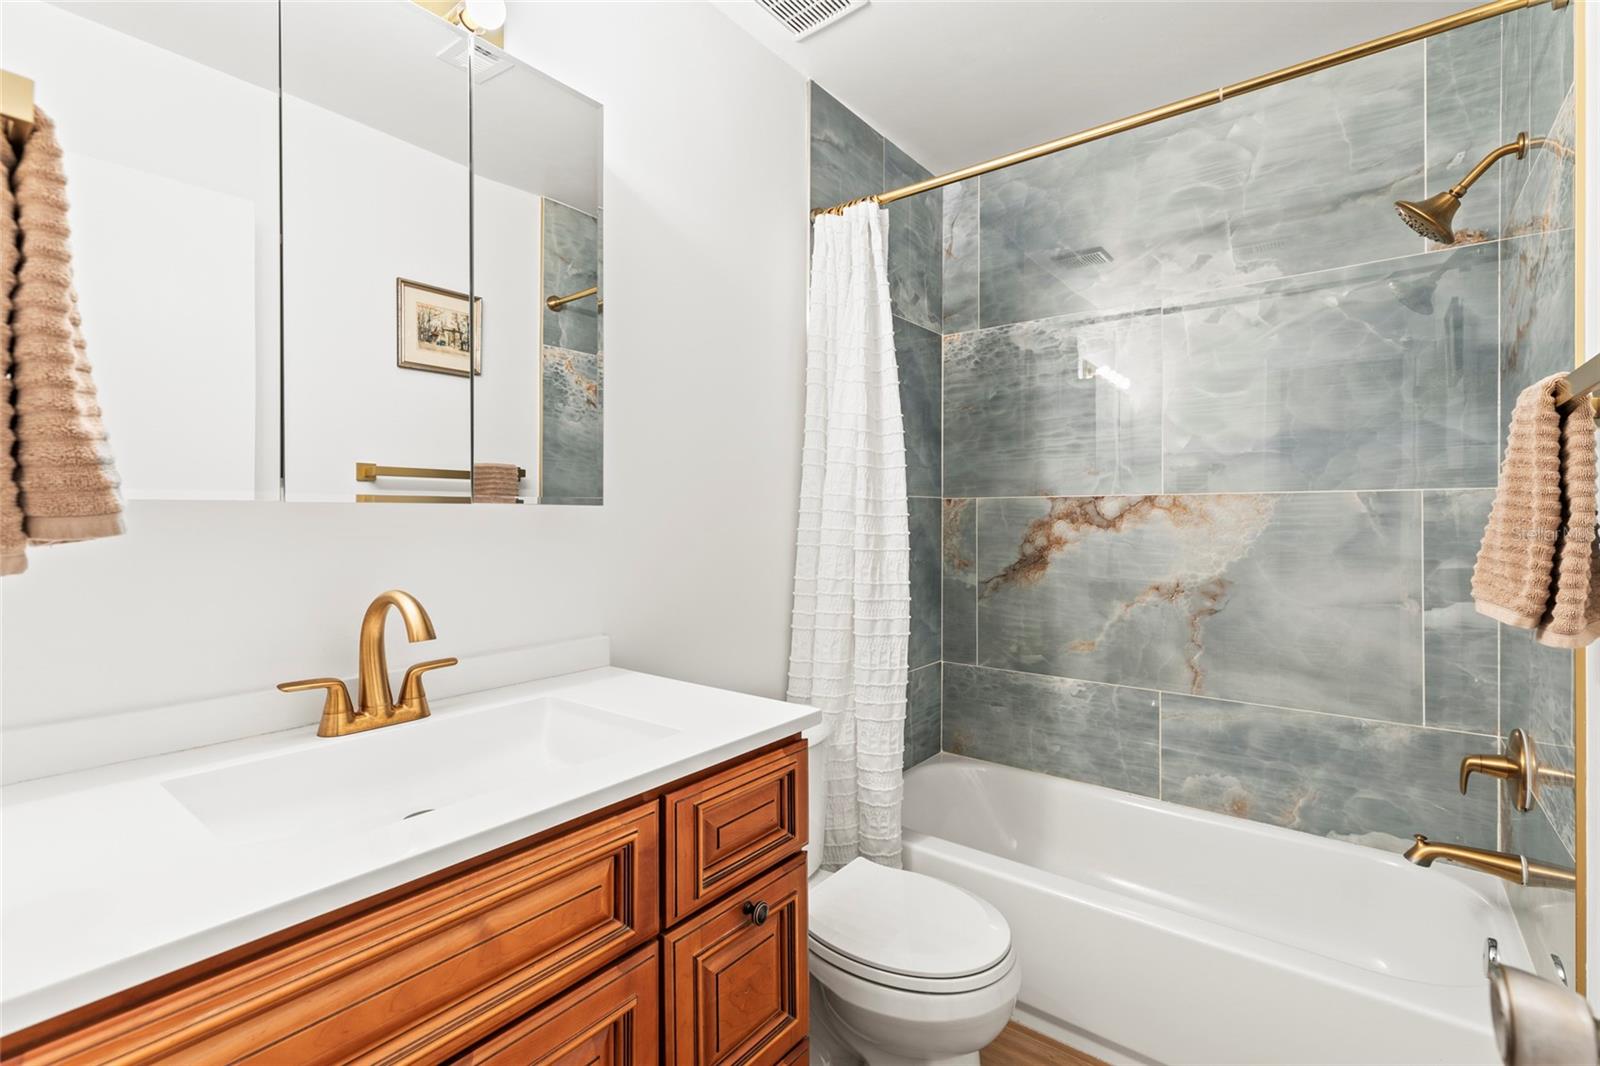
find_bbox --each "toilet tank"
[804,719,830,876]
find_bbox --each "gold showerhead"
[1395,190,1461,244]
[1395,132,1547,245]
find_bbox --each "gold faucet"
[278,589,458,737]
[1404,835,1575,890]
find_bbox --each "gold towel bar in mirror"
[355,462,526,482]
[1555,352,1600,414]
[545,286,601,313]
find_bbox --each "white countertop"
[0,667,819,1032]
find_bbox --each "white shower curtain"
[788,202,911,869]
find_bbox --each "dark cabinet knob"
[743,900,769,926]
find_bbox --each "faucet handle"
[397,657,458,717]
[1460,729,1537,812]
[278,677,358,737]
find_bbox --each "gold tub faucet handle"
[1458,729,1539,813]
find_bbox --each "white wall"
[502,2,808,698]
[0,3,808,736]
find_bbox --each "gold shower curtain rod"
[815,0,1569,216]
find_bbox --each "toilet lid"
[808,858,1011,980]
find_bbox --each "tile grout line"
[955,660,1499,740]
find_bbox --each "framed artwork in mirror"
[396,278,481,376]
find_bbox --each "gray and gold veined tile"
[1160,693,1497,851]
[1424,19,1504,244]
[1422,489,1498,734]
[910,496,941,671]
[542,199,600,355]
[944,308,1161,498]
[809,83,882,212]
[905,663,941,770]
[885,141,942,335]
[1162,243,1500,493]
[1500,226,1574,445]
[942,178,980,334]
[977,43,1424,328]
[975,492,1423,722]
[539,345,602,502]
[942,498,977,665]
[895,316,941,498]
[943,663,1159,796]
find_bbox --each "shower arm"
[1446,133,1572,200]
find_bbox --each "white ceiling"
[715,0,1466,175]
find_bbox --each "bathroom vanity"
[0,662,818,1063]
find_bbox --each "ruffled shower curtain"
[787,203,910,868]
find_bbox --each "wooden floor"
[981,1022,1108,1066]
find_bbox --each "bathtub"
[901,755,1533,1066]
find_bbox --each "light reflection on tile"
[1424,19,1503,245]
[1162,244,1500,493]
[945,309,1162,497]
[896,317,941,498]
[911,497,940,670]
[886,141,942,334]
[942,178,980,334]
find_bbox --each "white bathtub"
[901,755,1533,1066]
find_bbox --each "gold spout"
[279,590,456,737]
[358,589,438,717]
[1405,835,1576,890]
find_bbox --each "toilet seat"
[808,858,1014,995]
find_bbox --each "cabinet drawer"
[451,944,658,1065]
[662,855,808,1066]
[665,740,806,924]
[7,802,660,1066]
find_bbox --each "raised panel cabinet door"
[450,944,659,1065]
[665,741,806,925]
[662,855,808,1066]
[2,802,661,1066]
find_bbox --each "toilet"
[804,726,1021,1066]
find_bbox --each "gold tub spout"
[1405,835,1575,890]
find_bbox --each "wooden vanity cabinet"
[1,736,809,1066]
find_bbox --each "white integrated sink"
[163,697,678,842]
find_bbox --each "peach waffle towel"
[472,462,521,504]
[1472,372,1600,648]
[3,108,124,569]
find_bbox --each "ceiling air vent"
[435,38,513,83]
[756,0,869,41]
[1051,246,1114,270]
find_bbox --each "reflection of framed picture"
[396,278,482,376]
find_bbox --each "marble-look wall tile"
[944,309,1161,498]
[1424,20,1503,244]
[976,492,1423,722]
[541,200,600,356]
[1162,244,1500,493]
[809,83,881,212]
[885,141,942,334]
[540,345,602,502]
[1501,5,1574,235]
[896,317,941,498]
[977,44,1424,329]
[1506,799,1575,868]
[910,496,940,670]
[942,499,977,665]
[1507,89,1575,240]
[943,663,1159,796]
[942,178,980,334]
[1160,693,1497,851]
[905,663,941,769]
[1500,227,1575,440]
[1423,489,1498,733]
